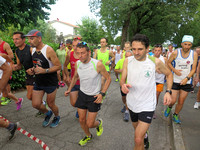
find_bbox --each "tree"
[89,0,200,47]
[77,17,99,44]
[0,0,57,31]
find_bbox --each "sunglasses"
[74,37,81,40]
[77,42,88,47]
[154,44,162,48]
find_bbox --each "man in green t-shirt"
[114,50,133,122]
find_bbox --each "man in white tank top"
[154,44,167,118]
[121,34,173,150]
[165,35,198,124]
[65,42,111,146]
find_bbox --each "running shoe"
[121,106,126,113]
[35,111,45,117]
[172,114,181,124]
[96,119,103,136]
[79,135,93,146]
[194,102,200,109]
[16,98,23,110]
[1,98,11,105]
[50,116,61,128]
[1,97,6,102]
[58,82,62,87]
[42,110,53,127]
[115,79,119,82]
[164,107,171,117]
[123,112,129,122]
[76,111,79,118]
[9,123,18,140]
[144,132,150,149]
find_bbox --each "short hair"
[154,43,163,50]
[101,37,108,43]
[13,31,25,39]
[131,34,149,49]
[77,42,90,51]
[125,41,131,46]
[168,44,173,47]
[194,46,200,51]
[66,39,72,44]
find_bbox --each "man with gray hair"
[165,35,198,123]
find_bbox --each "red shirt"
[0,41,8,55]
[70,51,80,85]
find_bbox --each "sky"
[47,0,98,25]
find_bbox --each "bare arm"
[167,50,181,75]
[0,61,12,92]
[13,52,22,71]
[3,42,14,59]
[94,61,111,103]
[64,62,79,96]
[34,47,61,74]
[93,49,98,59]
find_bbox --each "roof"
[48,19,79,28]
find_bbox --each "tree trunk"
[121,19,130,50]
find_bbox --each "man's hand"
[34,65,45,74]
[26,68,35,75]
[94,94,103,104]
[121,84,132,94]
[180,78,188,85]
[163,92,172,105]
[64,90,71,97]
[174,69,182,76]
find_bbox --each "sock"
[6,123,14,130]
[173,113,178,116]
[125,110,129,113]
[169,106,172,109]
[45,110,51,116]
[145,132,148,138]
[43,101,46,105]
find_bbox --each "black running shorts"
[129,110,154,124]
[75,90,101,112]
[172,82,193,92]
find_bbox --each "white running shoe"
[194,102,200,109]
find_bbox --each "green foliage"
[89,0,200,46]
[0,0,57,31]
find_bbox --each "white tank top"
[173,49,194,84]
[115,51,122,64]
[127,55,156,113]
[77,58,102,95]
[155,55,165,84]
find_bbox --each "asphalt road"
[0,72,180,150]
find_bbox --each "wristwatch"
[46,69,49,73]
[166,90,172,95]
[100,92,106,97]
[186,76,190,80]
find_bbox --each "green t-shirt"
[115,58,125,81]
[56,49,66,64]
[97,49,110,71]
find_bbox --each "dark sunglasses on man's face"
[154,44,162,48]
[74,37,81,40]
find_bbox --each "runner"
[164,35,197,124]
[166,44,174,59]
[56,43,66,87]
[114,45,122,82]
[114,50,133,122]
[63,37,80,118]
[121,41,132,59]
[153,44,167,119]
[65,42,111,146]
[25,29,61,127]
[194,46,200,109]
[121,34,172,149]
[0,38,23,109]
[93,38,114,90]
[0,55,17,140]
